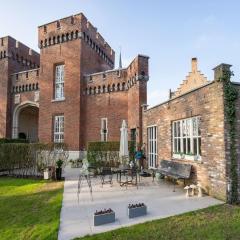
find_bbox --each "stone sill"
[172,154,203,164]
[51,98,65,103]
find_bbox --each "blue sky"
[1,0,240,106]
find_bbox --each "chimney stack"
[191,58,198,73]
[213,63,232,81]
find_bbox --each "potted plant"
[128,203,147,218]
[93,208,115,226]
[56,159,64,180]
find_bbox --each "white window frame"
[101,118,108,142]
[55,65,65,100]
[172,116,201,161]
[147,125,157,169]
[54,115,64,143]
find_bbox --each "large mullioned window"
[172,116,201,159]
[54,115,64,143]
[55,65,65,100]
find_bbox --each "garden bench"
[156,160,192,191]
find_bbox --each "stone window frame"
[172,116,201,161]
[54,64,65,101]
[147,125,158,169]
[100,118,108,142]
[54,115,64,143]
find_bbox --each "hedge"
[0,142,69,178]
[87,141,135,168]
[0,138,29,144]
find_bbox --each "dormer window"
[44,25,47,33]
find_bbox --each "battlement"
[11,68,39,94]
[83,55,149,96]
[38,13,115,68]
[0,36,40,68]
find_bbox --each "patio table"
[115,166,138,188]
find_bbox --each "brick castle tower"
[0,13,149,158]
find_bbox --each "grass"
[77,204,240,240]
[0,177,64,240]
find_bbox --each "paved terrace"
[58,166,223,240]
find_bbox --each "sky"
[1,0,240,107]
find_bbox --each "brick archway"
[12,101,39,141]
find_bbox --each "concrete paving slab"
[58,166,223,240]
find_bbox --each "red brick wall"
[0,36,39,138]
[143,81,227,199]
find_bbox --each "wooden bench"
[156,160,192,191]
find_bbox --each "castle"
[1,12,240,201]
[0,13,148,158]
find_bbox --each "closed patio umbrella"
[119,120,129,165]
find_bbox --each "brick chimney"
[213,63,232,81]
[191,58,198,73]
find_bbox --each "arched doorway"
[12,101,39,142]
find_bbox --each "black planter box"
[128,205,147,218]
[93,211,115,226]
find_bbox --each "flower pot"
[56,168,62,180]
[93,211,115,226]
[128,205,147,218]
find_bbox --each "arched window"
[53,36,56,44]
[66,33,69,41]
[61,34,65,42]
[93,87,96,94]
[40,40,43,48]
[103,85,106,93]
[75,30,79,39]
[16,86,19,92]
[36,83,39,89]
[117,83,120,91]
[122,82,126,90]
[3,51,6,58]
[71,31,74,40]
[98,86,101,93]
[33,83,35,90]
[112,84,115,92]
[57,36,60,43]
[25,85,28,91]
[44,25,47,33]
[107,85,110,92]
[29,84,32,91]
[48,37,51,45]
[22,85,25,91]
[0,52,2,59]
[44,39,47,47]
[141,71,145,76]
[89,87,92,95]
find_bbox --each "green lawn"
[0,177,64,240]
[77,204,240,240]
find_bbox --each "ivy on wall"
[219,70,238,203]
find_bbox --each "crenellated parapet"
[38,13,115,68]
[11,69,40,94]
[83,55,149,96]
